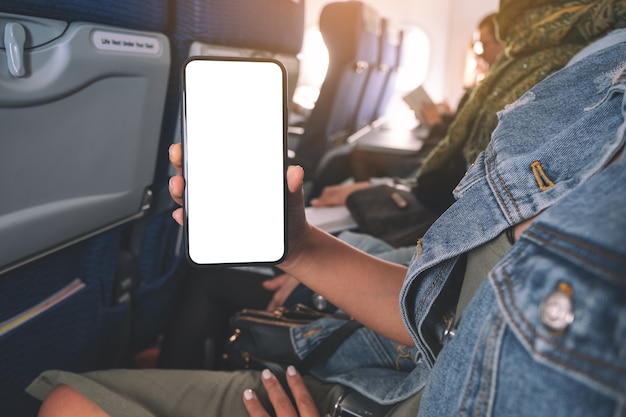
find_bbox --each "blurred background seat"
[352,17,396,131]
[288,0,381,198]
[372,18,404,123]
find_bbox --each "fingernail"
[287,366,297,377]
[262,369,273,380]
[243,389,255,401]
[168,177,174,188]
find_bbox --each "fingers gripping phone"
[182,57,287,265]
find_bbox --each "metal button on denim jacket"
[401,32,626,367]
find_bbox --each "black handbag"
[223,305,362,373]
[345,184,439,247]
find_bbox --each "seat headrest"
[319,1,381,64]
[175,0,305,55]
[0,0,169,32]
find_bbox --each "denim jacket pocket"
[490,226,626,399]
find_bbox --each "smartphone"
[182,57,287,266]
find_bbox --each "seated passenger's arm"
[282,226,410,345]
[280,166,412,346]
[309,181,371,207]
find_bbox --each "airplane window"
[293,24,430,120]
[395,26,430,93]
[384,25,431,123]
[292,26,329,112]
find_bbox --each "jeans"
[289,230,424,404]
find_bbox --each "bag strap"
[297,319,363,373]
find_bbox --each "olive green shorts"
[27,368,344,417]
[27,368,422,417]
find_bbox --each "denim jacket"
[417,156,626,417]
[292,30,626,406]
[400,30,626,368]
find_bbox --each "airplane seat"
[308,19,407,199]
[374,25,404,121]
[0,2,168,31]
[0,229,127,415]
[352,17,393,131]
[150,0,305,210]
[173,0,304,111]
[289,1,381,187]
[0,1,170,415]
[309,16,396,197]
[126,206,186,354]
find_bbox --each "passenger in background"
[414,11,504,133]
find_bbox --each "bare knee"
[38,384,109,417]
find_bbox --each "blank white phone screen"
[183,58,286,265]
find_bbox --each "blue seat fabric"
[292,1,381,177]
